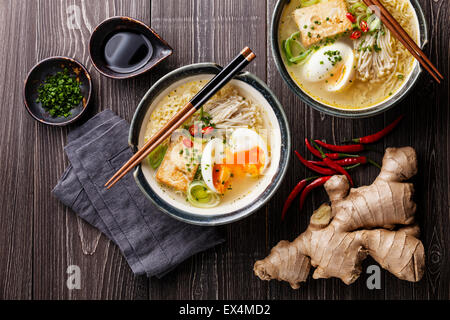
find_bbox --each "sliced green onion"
[284,32,301,58]
[187,181,221,208]
[300,0,319,7]
[356,14,367,29]
[289,49,312,63]
[148,143,168,169]
[283,31,312,64]
[199,106,212,121]
[350,2,368,14]
[281,40,292,66]
[367,14,381,31]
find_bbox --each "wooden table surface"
[0,0,448,300]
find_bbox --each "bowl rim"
[88,16,173,80]
[129,62,291,226]
[270,0,428,119]
[23,56,92,126]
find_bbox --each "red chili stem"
[367,158,382,169]
[314,139,365,153]
[295,151,338,175]
[352,115,404,144]
[310,139,328,158]
[281,176,318,221]
[345,163,361,170]
[305,138,322,158]
[299,176,332,212]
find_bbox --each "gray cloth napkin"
[52,110,224,277]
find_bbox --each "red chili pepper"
[309,160,365,171]
[326,152,359,159]
[281,176,317,221]
[183,138,193,148]
[309,156,367,167]
[299,176,333,212]
[202,126,214,135]
[331,156,367,167]
[310,158,380,170]
[311,140,355,187]
[333,157,381,169]
[346,12,356,23]
[351,115,404,144]
[323,157,354,186]
[305,139,357,160]
[295,151,338,175]
[314,140,364,153]
[305,138,323,158]
[350,30,361,39]
[360,20,369,32]
[189,124,199,137]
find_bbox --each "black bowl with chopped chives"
[23,56,92,126]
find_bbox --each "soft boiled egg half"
[201,129,269,194]
[303,41,355,92]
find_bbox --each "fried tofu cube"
[293,0,352,47]
[156,137,199,192]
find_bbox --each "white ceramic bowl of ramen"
[272,0,428,118]
[129,63,291,225]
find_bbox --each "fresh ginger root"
[254,147,425,289]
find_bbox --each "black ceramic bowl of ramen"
[271,0,428,118]
[129,63,291,226]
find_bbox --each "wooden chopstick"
[105,47,256,189]
[104,102,194,187]
[368,0,443,80]
[106,106,198,189]
[363,0,442,83]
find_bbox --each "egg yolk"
[327,64,345,85]
[212,147,265,194]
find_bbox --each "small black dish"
[89,16,173,79]
[23,56,92,126]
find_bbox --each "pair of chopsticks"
[362,0,443,83]
[105,47,256,189]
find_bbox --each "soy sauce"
[103,31,153,74]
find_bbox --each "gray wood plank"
[0,0,447,300]
[393,0,449,300]
[30,0,150,299]
[0,0,37,300]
